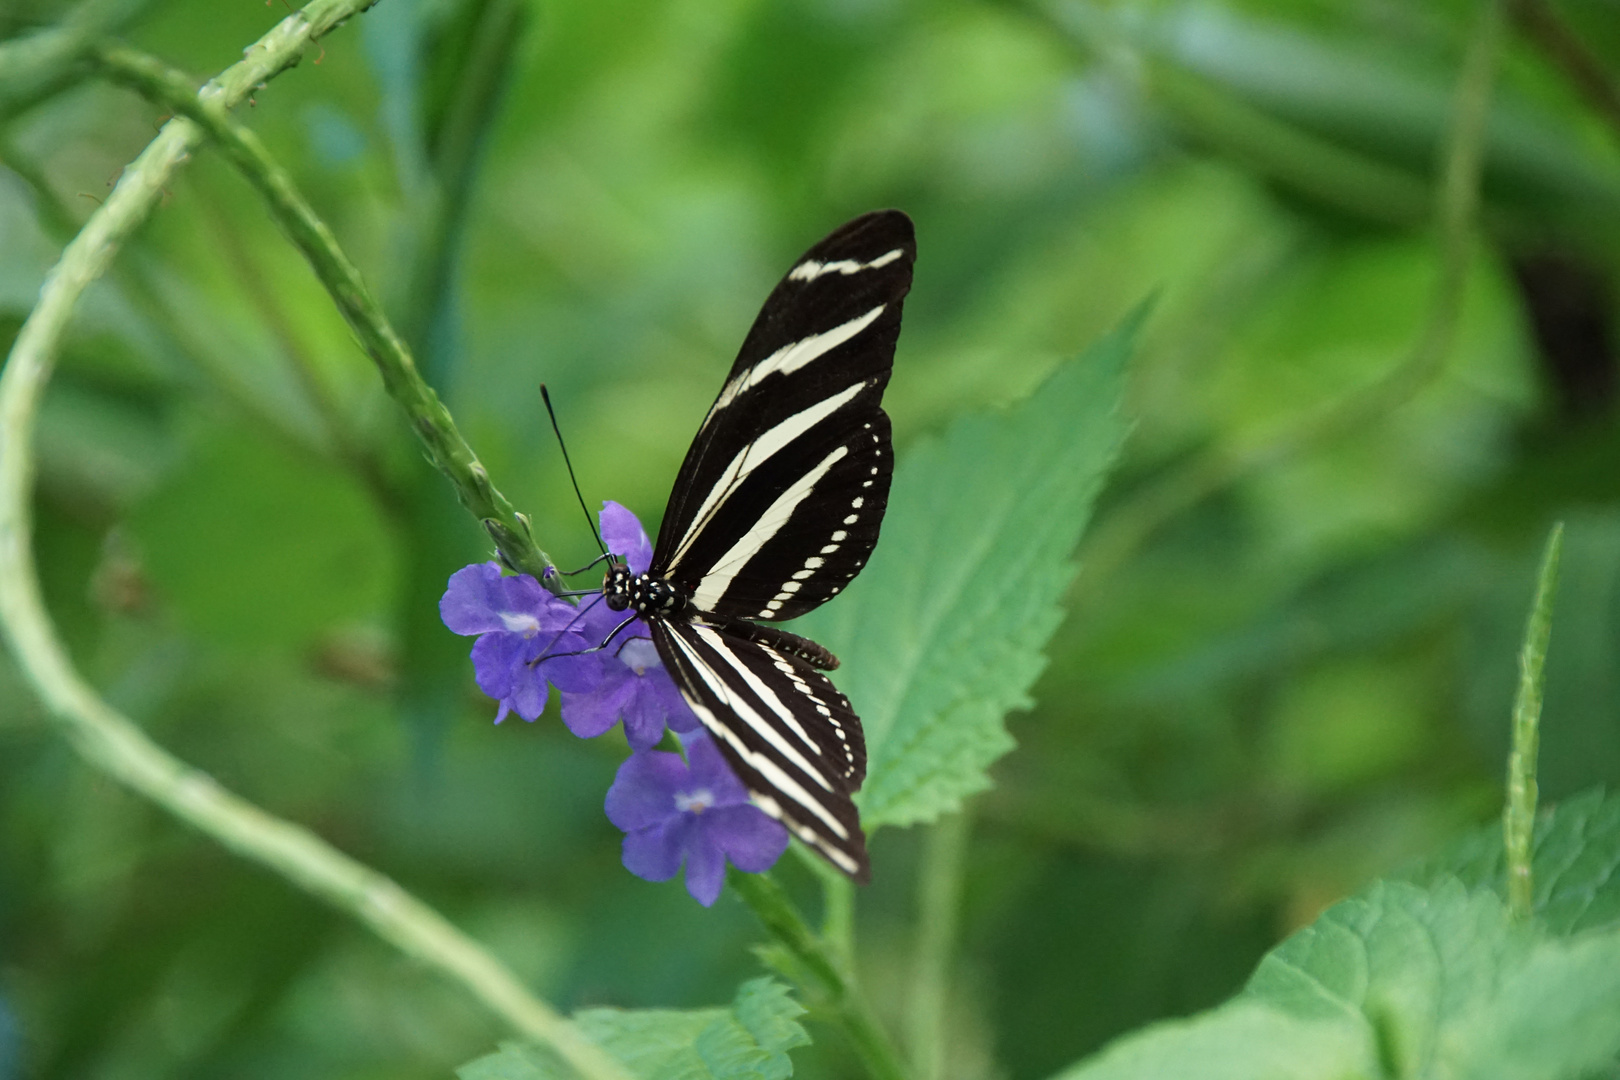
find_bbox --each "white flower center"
[499,611,541,636]
[619,637,660,675]
[674,788,714,814]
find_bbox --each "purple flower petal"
[622,820,686,883]
[605,750,686,831]
[441,563,559,635]
[656,677,701,734]
[506,658,553,722]
[560,673,637,739]
[682,828,728,906]
[540,647,606,695]
[440,563,513,635]
[602,729,790,904]
[600,501,654,576]
[469,632,523,700]
[619,677,678,751]
[684,731,751,806]
[706,805,790,872]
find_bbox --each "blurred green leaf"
[127,421,397,649]
[456,979,808,1080]
[1045,1001,1371,1080]
[796,309,1136,829]
[1053,879,1620,1080]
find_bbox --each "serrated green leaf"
[795,311,1138,828]
[720,979,809,1079]
[1406,787,1620,936]
[455,978,808,1080]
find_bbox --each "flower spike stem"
[1505,522,1563,921]
[93,43,555,584]
[0,6,620,1079]
[729,870,911,1080]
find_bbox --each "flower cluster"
[440,502,787,904]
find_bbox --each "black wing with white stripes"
[652,617,870,880]
[650,210,914,622]
[635,211,913,883]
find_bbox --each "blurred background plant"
[1,0,1617,1077]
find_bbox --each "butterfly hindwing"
[651,618,870,882]
[651,211,913,622]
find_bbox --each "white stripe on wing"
[689,444,848,612]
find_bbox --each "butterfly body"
[603,210,915,882]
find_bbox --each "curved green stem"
[95,41,552,582]
[0,0,147,119]
[1044,0,1505,584]
[0,8,621,1079]
[1510,0,1620,142]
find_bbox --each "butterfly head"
[603,562,684,616]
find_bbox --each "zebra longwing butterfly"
[601,210,914,882]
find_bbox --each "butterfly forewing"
[651,619,870,881]
[651,211,913,622]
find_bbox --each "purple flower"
[605,730,789,905]
[600,499,653,576]
[558,502,698,750]
[439,562,598,723]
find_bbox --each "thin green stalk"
[730,871,910,1080]
[1075,0,1505,585]
[821,871,856,973]
[906,813,969,1080]
[1147,61,1433,228]
[95,42,554,583]
[1510,0,1620,142]
[382,0,530,781]
[1505,522,1563,921]
[0,8,622,1079]
[395,0,528,364]
[1017,0,1438,229]
[0,135,381,485]
[188,171,405,519]
[0,0,147,120]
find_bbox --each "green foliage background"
[3,0,1620,1077]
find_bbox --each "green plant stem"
[1510,0,1620,142]
[188,171,406,519]
[94,42,554,583]
[383,0,530,782]
[0,135,384,490]
[821,871,856,973]
[906,813,968,1080]
[792,840,857,972]
[0,0,147,120]
[730,871,910,1080]
[1074,0,1505,585]
[1505,522,1563,921]
[0,8,622,1079]
[395,0,528,363]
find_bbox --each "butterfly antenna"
[541,384,608,557]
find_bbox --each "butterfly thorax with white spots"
[603,564,687,616]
